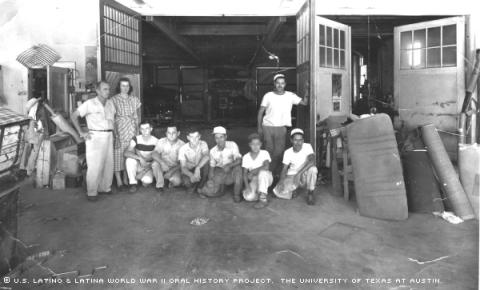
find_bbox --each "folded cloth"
[273,176,298,199]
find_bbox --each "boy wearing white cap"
[273,128,318,205]
[242,133,273,209]
[257,74,309,176]
[199,126,243,202]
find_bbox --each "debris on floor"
[190,217,210,226]
[433,211,464,224]
[275,249,305,260]
[407,255,450,265]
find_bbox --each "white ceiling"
[115,0,478,16]
[115,0,306,16]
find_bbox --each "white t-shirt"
[282,143,314,175]
[210,141,241,168]
[260,91,302,127]
[242,150,271,171]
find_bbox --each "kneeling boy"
[242,133,273,209]
[273,128,318,205]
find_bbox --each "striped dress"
[111,94,141,171]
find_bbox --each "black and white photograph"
[0,0,478,289]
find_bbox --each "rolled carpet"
[458,144,480,219]
[421,124,474,220]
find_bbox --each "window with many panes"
[103,5,140,66]
[400,24,456,69]
[319,25,346,69]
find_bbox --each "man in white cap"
[199,126,243,202]
[273,128,318,205]
[257,74,309,177]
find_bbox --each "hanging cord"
[367,16,371,99]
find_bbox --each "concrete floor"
[6,182,479,290]
[4,126,479,289]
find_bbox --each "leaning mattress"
[346,114,408,220]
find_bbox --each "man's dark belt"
[90,129,113,132]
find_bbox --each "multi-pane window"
[296,7,310,65]
[319,25,346,69]
[400,24,456,69]
[103,5,140,66]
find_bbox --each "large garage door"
[394,17,465,131]
[100,0,143,116]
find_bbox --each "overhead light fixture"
[263,46,280,67]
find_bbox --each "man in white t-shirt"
[199,126,243,202]
[257,74,309,176]
[124,121,160,193]
[273,128,318,205]
[242,133,273,209]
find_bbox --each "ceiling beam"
[264,16,287,48]
[176,24,266,36]
[248,16,287,67]
[146,16,202,63]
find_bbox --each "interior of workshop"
[0,0,478,288]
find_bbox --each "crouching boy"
[124,121,160,193]
[273,128,318,205]
[178,128,210,195]
[199,126,243,202]
[242,133,273,209]
[152,126,185,192]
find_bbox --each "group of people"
[70,74,318,208]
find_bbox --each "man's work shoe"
[254,199,268,209]
[129,185,138,193]
[306,191,315,205]
[116,185,127,192]
[98,190,112,195]
[87,195,99,202]
[156,187,164,193]
[233,194,242,203]
[292,189,299,199]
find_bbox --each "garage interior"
[140,15,444,128]
[0,1,479,289]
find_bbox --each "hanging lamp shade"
[16,44,61,69]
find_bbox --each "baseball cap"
[212,126,227,135]
[290,128,304,137]
[273,74,285,82]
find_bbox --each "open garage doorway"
[140,16,298,127]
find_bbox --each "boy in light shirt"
[152,126,185,192]
[242,133,273,209]
[178,128,210,195]
[274,128,318,205]
[199,126,243,202]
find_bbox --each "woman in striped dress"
[111,77,141,190]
